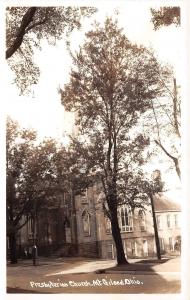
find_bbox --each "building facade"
[74,185,181,259]
[17,193,73,257]
[15,184,181,259]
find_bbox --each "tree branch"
[25,13,48,33]
[155,139,181,179]
[6,7,37,59]
[13,198,33,227]
[155,140,175,160]
[151,99,161,142]
[173,78,181,138]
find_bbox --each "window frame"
[167,214,171,228]
[138,209,146,231]
[174,214,178,228]
[107,244,114,259]
[169,237,174,251]
[156,214,162,230]
[118,205,133,232]
[82,210,91,236]
[105,217,112,234]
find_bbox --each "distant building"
[154,193,181,254]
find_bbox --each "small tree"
[139,170,164,260]
[6,117,37,263]
[6,117,93,262]
[6,118,64,263]
[60,18,169,265]
[120,169,164,260]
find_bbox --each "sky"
[5,2,183,192]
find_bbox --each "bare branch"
[150,99,162,142]
[155,140,181,179]
[173,78,181,138]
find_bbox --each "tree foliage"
[6,117,92,262]
[6,6,97,93]
[7,118,56,235]
[60,18,170,264]
[150,7,180,30]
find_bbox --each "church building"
[17,182,181,259]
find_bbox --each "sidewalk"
[7,255,180,274]
[97,257,180,275]
[7,256,181,294]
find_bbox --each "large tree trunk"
[9,232,17,264]
[106,125,128,265]
[110,206,129,265]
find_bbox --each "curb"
[95,269,180,275]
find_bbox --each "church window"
[118,205,133,232]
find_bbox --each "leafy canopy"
[150,7,180,30]
[6,6,97,93]
[6,116,93,235]
[60,18,168,206]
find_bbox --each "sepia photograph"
[3,0,189,298]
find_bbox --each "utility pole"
[70,181,78,255]
[149,192,161,260]
[32,200,38,266]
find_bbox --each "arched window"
[118,205,133,232]
[139,210,146,231]
[82,210,91,236]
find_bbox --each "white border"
[1,1,189,300]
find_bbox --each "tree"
[6,117,63,263]
[154,77,181,179]
[6,117,93,263]
[6,117,37,263]
[150,7,180,30]
[149,7,181,179]
[6,6,97,92]
[72,139,164,261]
[60,18,169,265]
[138,170,164,260]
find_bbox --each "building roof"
[153,193,181,212]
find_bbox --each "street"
[7,256,181,294]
